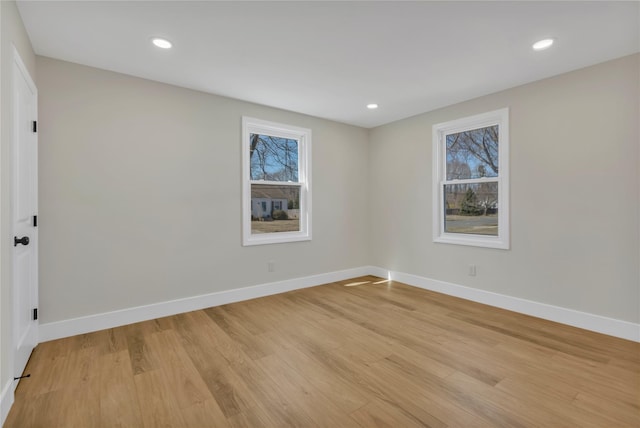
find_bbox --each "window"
[242,117,311,246]
[432,108,509,249]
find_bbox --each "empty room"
[1,1,639,426]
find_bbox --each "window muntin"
[433,108,509,249]
[242,117,311,246]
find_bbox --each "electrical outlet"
[268,261,275,272]
[468,264,477,276]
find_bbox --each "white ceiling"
[17,1,640,128]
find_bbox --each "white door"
[12,46,38,383]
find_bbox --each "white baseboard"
[39,266,371,342]
[39,265,639,343]
[371,266,640,342]
[0,380,14,427]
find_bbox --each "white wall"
[369,54,640,324]
[36,56,370,324]
[0,0,36,412]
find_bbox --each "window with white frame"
[242,117,311,246]
[432,108,509,249]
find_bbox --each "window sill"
[434,234,509,250]
[243,232,312,246]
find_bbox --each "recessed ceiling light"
[367,103,379,110]
[532,38,554,51]
[151,38,172,49]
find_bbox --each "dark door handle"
[14,236,29,247]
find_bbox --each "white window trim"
[432,108,510,249]
[242,117,312,246]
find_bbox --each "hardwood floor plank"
[369,354,499,427]
[11,347,69,399]
[225,405,281,428]
[172,311,259,418]
[179,399,231,428]
[6,275,639,427]
[99,350,144,428]
[5,389,67,428]
[12,377,101,427]
[447,311,612,363]
[495,377,620,428]
[133,369,188,428]
[205,306,273,360]
[549,351,640,399]
[261,330,371,413]
[364,362,473,427]
[449,370,575,427]
[143,330,220,411]
[202,312,320,427]
[348,398,434,428]
[572,391,640,426]
[124,322,161,375]
[254,353,359,427]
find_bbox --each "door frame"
[10,44,38,388]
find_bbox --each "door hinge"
[32,121,37,133]
[33,215,37,227]
[33,308,38,321]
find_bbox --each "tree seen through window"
[250,134,298,182]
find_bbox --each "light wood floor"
[5,276,640,427]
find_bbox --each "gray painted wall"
[36,56,370,323]
[369,54,639,323]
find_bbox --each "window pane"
[250,133,299,181]
[446,125,499,180]
[444,182,498,236]
[251,184,300,234]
